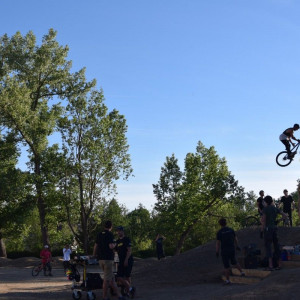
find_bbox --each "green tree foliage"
[0,132,34,256]
[153,141,245,255]
[58,89,132,253]
[127,204,153,252]
[0,29,94,246]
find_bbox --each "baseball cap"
[116,226,124,231]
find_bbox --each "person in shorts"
[280,189,294,226]
[115,226,136,298]
[279,124,300,159]
[216,218,245,285]
[262,196,288,270]
[93,220,125,300]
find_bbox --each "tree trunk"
[0,231,7,258]
[78,169,89,254]
[174,218,200,255]
[35,157,50,246]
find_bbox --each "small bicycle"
[276,141,300,167]
[31,262,44,276]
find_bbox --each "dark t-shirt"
[281,195,293,212]
[116,236,133,262]
[257,197,264,211]
[216,227,235,252]
[95,230,115,260]
[263,205,281,228]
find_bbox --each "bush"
[7,250,39,259]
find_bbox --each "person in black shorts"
[262,196,288,270]
[279,124,300,159]
[257,190,265,238]
[115,226,135,298]
[280,189,294,226]
[216,218,245,285]
[93,221,125,300]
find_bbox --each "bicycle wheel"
[32,264,42,277]
[276,151,292,167]
[245,216,260,227]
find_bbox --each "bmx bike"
[276,141,300,167]
[31,263,44,276]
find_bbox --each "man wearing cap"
[280,189,294,226]
[93,220,125,300]
[40,245,53,276]
[115,226,135,298]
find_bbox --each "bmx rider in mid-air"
[279,124,300,159]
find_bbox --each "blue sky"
[2,0,300,210]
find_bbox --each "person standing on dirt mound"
[279,124,300,159]
[280,189,294,226]
[257,190,265,238]
[155,234,166,260]
[262,195,288,271]
[93,220,126,300]
[216,218,245,285]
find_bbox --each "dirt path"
[2,227,300,299]
[1,266,300,300]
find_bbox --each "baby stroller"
[67,256,103,300]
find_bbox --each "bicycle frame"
[290,141,300,153]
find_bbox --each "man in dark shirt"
[280,189,294,226]
[93,220,125,300]
[256,190,265,238]
[216,218,245,285]
[115,226,135,298]
[262,196,287,270]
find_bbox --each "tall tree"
[0,131,33,256]
[0,29,94,246]
[59,89,132,253]
[153,141,244,255]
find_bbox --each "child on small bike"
[40,245,53,276]
[279,124,300,159]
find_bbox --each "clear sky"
[2,0,300,210]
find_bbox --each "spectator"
[40,245,53,276]
[216,218,245,285]
[256,190,265,238]
[262,195,288,270]
[93,220,125,300]
[63,244,72,273]
[115,226,136,298]
[155,234,166,260]
[280,189,294,226]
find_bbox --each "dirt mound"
[134,227,300,288]
[0,256,63,268]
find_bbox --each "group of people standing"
[257,189,295,227]
[93,220,135,300]
[216,187,299,284]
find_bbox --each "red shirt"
[40,249,52,264]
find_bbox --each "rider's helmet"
[44,245,49,248]
[293,123,299,129]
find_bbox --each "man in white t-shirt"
[63,244,72,272]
